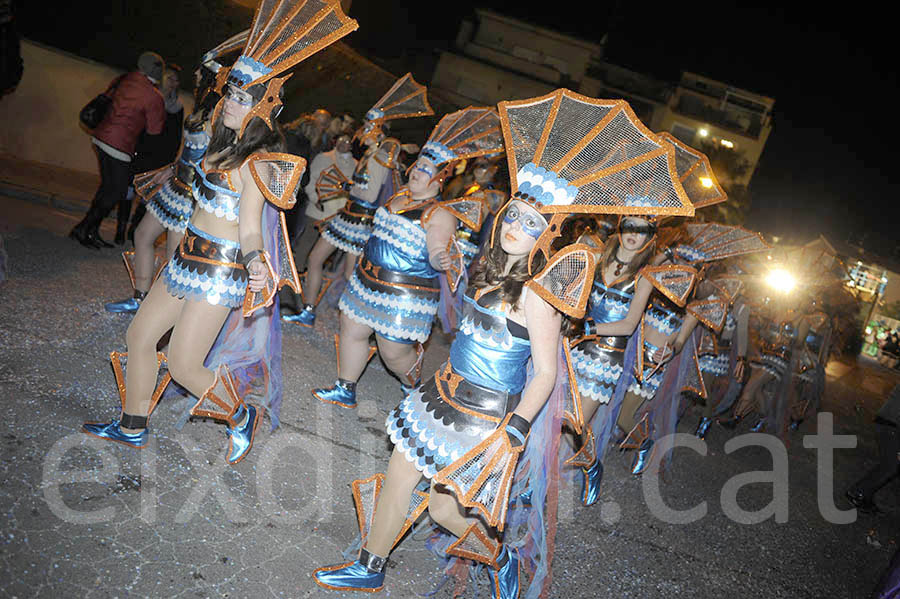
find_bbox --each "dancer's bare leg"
[342,252,357,280]
[305,236,338,307]
[165,228,184,262]
[375,335,419,383]
[616,391,646,434]
[427,483,470,538]
[132,215,166,293]
[122,281,184,430]
[733,368,771,418]
[365,447,424,556]
[339,312,376,382]
[166,298,232,398]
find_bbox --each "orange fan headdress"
[355,73,434,143]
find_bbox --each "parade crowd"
[67,2,898,598]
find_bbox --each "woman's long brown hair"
[597,232,655,282]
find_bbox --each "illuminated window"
[720,139,734,148]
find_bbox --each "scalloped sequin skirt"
[162,224,246,308]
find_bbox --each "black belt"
[360,258,437,290]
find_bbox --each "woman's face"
[408,157,438,194]
[500,200,546,257]
[161,72,179,95]
[222,85,254,131]
[619,217,652,252]
[335,134,352,154]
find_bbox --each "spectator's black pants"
[73,147,133,233]
[853,422,900,500]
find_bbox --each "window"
[671,123,696,144]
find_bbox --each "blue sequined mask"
[503,203,547,239]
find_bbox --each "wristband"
[663,246,675,262]
[241,250,263,268]
[505,413,531,446]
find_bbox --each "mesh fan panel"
[374,74,431,119]
[455,530,495,562]
[684,352,706,397]
[438,433,512,525]
[358,479,377,538]
[268,10,344,69]
[316,166,348,201]
[702,234,769,260]
[542,95,615,171]
[430,108,503,160]
[446,198,485,229]
[246,0,281,53]
[534,251,590,312]
[576,151,684,213]
[406,490,426,519]
[698,329,716,353]
[712,276,743,302]
[690,299,727,330]
[250,0,311,57]
[693,228,753,252]
[686,222,729,246]
[662,133,725,208]
[559,109,656,180]
[206,29,249,60]
[504,97,556,175]
[643,266,697,305]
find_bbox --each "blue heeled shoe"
[313,549,386,592]
[282,304,315,327]
[82,419,148,449]
[630,438,654,475]
[581,459,604,506]
[104,296,142,313]
[695,416,712,439]
[225,404,260,465]
[312,380,357,408]
[490,545,520,599]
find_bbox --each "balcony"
[673,93,766,139]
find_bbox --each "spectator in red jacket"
[70,51,166,249]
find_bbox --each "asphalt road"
[1,195,898,598]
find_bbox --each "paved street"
[1,195,898,598]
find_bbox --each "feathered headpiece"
[498,89,694,272]
[215,0,358,136]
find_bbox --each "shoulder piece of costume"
[497,89,694,272]
[246,152,307,209]
[656,132,727,210]
[213,0,358,136]
[639,263,699,307]
[372,137,401,169]
[709,275,744,304]
[682,222,771,263]
[525,244,597,319]
[686,296,729,333]
[439,194,489,231]
[316,163,350,202]
[680,337,708,399]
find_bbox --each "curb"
[0,180,117,222]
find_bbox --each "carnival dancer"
[721,293,810,437]
[312,90,692,599]
[283,74,432,327]
[448,156,506,267]
[105,31,248,314]
[82,0,358,461]
[312,107,504,406]
[789,303,831,430]
[694,284,749,438]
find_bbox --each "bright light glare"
[698,128,709,137]
[766,268,796,294]
[721,139,734,148]
[699,176,713,188]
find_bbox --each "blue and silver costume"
[754,319,797,379]
[569,276,636,404]
[698,311,736,376]
[321,144,395,255]
[387,286,530,478]
[144,127,210,233]
[338,191,441,344]
[161,159,246,308]
[628,300,683,399]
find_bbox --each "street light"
[766,268,796,294]
[698,128,709,137]
[700,177,713,188]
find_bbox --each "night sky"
[347,2,899,254]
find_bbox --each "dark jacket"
[93,71,166,155]
[132,105,184,174]
[876,384,900,427]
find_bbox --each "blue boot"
[490,545,520,599]
[313,379,357,408]
[581,459,604,506]
[631,437,654,475]
[789,419,801,432]
[104,292,145,314]
[82,419,149,449]
[750,418,766,433]
[694,416,712,439]
[282,304,315,327]
[225,404,261,465]
[313,548,386,592]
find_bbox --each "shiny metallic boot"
[190,365,263,465]
[631,437,655,475]
[282,303,316,327]
[105,290,147,313]
[750,418,766,433]
[312,379,357,408]
[694,416,713,439]
[82,351,171,449]
[448,523,520,599]
[581,458,604,506]
[313,548,386,592]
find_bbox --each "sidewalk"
[0,151,97,216]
